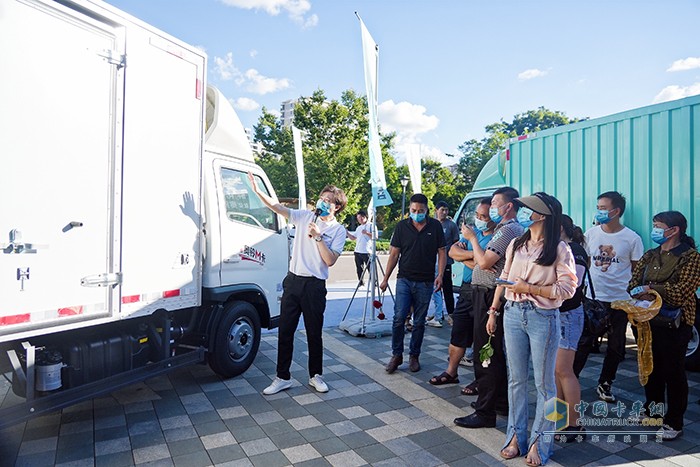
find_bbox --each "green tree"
[252,89,399,225]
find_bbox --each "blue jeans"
[503,300,560,465]
[391,278,432,357]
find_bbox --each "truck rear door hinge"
[81,272,122,288]
[95,48,126,69]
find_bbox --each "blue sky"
[109,0,700,165]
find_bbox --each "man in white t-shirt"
[346,210,372,285]
[248,173,347,396]
[576,191,644,403]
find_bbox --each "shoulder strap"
[584,263,597,299]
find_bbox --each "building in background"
[281,99,296,128]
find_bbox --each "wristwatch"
[314,235,323,242]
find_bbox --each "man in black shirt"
[380,193,446,373]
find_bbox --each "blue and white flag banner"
[359,15,393,208]
[292,126,307,209]
[406,143,422,193]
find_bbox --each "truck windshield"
[221,168,278,231]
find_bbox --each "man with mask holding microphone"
[247,173,347,395]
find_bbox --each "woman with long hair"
[627,210,700,440]
[555,215,588,441]
[488,192,577,466]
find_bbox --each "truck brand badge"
[241,245,266,265]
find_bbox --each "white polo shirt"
[289,209,347,280]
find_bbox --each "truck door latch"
[80,272,122,288]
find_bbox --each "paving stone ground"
[1,282,699,466]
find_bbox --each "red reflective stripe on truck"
[122,295,140,304]
[163,289,180,298]
[0,314,31,325]
[58,306,84,317]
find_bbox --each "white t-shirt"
[353,223,372,254]
[584,225,644,302]
[289,209,346,280]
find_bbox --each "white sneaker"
[426,319,443,328]
[263,377,292,395]
[459,356,473,367]
[309,374,329,393]
[658,423,682,440]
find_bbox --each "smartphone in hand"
[495,278,515,286]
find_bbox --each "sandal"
[429,372,459,386]
[525,443,542,466]
[460,383,478,396]
[500,445,520,460]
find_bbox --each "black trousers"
[644,323,692,430]
[443,264,455,315]
[450,283,474,349]
[276,273,327,380]
[573,301,628,383]
[472,285,508,419]
[354,252,370,281]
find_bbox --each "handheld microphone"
[308,208,322,237]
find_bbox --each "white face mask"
[474,218,489,232]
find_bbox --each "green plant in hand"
[479,334,494,368]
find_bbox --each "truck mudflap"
[0,347,204,431]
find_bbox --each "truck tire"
[685,319,700,372]
[209,301,261,378]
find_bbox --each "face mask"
[316,199,331,217]
[595,209,616,225]
[516,207,536,228]
[410,212,426,223]
[489,206,503,223]
[651,227,672,245]
[474,218,489,232]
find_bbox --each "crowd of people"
[248,175,700,466]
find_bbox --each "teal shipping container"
[451,94,700,369]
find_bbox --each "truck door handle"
[81,272,122,288]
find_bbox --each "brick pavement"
[1,319,699,466]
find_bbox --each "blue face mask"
[410,212,426,223]
[474,218,489,232]
[651,227,671,244]
[489,206,503,223]
[516,207,536,228]
[315,199,331,217]
[595,209,616,225]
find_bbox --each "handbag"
[641,264,682,329]
[649,305,682,329]
[582,266,610,336]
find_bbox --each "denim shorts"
[559,304,584,350]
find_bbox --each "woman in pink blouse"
[487,193,577,466]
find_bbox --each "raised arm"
[247,172,290,219]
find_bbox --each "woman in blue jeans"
[486,193,577,466]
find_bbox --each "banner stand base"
[339,317,392,338]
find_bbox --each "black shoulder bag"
[582,266,610,336]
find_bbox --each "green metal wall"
[508,95,700,249]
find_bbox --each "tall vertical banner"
[358,15,393,208]
[292,126,307,209]
[405,143,422,193]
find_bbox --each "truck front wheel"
[209,301,261,378]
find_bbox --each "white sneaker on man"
[263,377,292,395]
[459,355,473,367]
[426,319,443,328]
[309,374,329,393]
[658,423,682,441]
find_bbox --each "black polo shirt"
[390,217,446,282]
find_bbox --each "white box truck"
[0,0,289,428]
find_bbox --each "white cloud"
[244,68,291,94]
[653,83,700,103]
[218,0,318,28]
[667,57,700,72]
[249,49,258,58]
[213,52,240,81]
[212,52,291,95]
[378,100,439,136]
[518,68,548,80]
[231,97,260,111]
[194,45,207,53]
